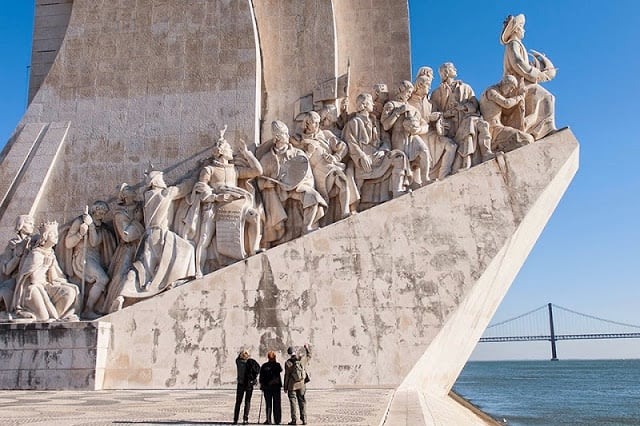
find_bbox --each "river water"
[453,359,640,425]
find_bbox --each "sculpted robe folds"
[259,145,326,245]
[12,246,78,321]
[121,183,196,298]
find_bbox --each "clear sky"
[0,1,638,360]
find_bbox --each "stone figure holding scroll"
[501,14,557,140]
[0,215,37,317]
[62,201,116,319]
[297,111,358,223]
[102,184,145,313]
[11,221,79,322]
[342,93,409,209]
[480,75,534,153]
[259,121,327,247]
[119,171,195,300]
[184,129,263,277]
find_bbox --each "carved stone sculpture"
[11,221,79,322]
[258,121,327,247]
[342,93,409,210]
[381,81,431,187]
[119,171,196,300]
[415,66,434,85]
[297,111,358,223]
[372,83,391,146]
[431,63,493,169]
[102,184,145,313]
[182,129,263,277]
[479,75,535,153]
[0,215,37,318]
[61,201,116,319]
[318,104,342,138]
[501,14,557,139]
[407,75,458,180]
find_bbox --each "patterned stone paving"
[0,389,393,426]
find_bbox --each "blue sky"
[0,2,638,360]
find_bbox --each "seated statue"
[11,221,79,322]
[342,93,409,210]
[61,201,116,319]
[101,184,145,313]
[408,75,457,180]
[259,120,327,247]
[296,111,358,223]
[0,215,37,319]
[431,62,492,170]
[501,14,557,140]
[119,170,196,301]
[182,128,263,277]
[479,75,535,153]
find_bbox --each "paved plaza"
[0,389,393,426]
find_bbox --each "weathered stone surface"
[5,0,261,230]
[99,129,578,392]
[0,321,111,390]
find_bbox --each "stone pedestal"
[0,321,111,390]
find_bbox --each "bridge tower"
[548,303,559,361]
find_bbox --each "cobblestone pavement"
[0,389,393,426]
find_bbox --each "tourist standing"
[234,350,260,424]
[259,351,283,424]
[283,344,311,425]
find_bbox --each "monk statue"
[119,170,196,301]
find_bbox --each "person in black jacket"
[259,351,283,425]
[234,350,260,424]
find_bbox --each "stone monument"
[0,3,576,425]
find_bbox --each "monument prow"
[0,3,577,424]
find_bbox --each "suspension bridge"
[479,303,640,360]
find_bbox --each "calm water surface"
[453,359,640,425]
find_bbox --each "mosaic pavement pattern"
[0,389,393,426]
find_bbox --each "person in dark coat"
[234,349,260,424]
[259,351,283,424]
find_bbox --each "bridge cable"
[485,304,547,329]
[552,304,640,330]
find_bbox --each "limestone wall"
[100,130,578,390]
[29,0,74,104]
[9,0,261,230]
[332,0,411,102]
[0,322,111,390]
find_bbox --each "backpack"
[291,359,305,383]
[247,359,260,386]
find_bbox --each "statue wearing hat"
[501,13,557,140]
